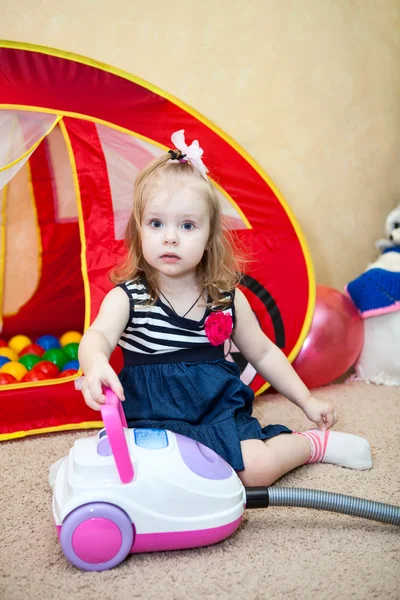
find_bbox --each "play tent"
[0,41,315,441]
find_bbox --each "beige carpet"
[1,381,399,600]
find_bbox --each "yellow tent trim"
[59,120,92,333]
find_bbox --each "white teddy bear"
[376,203,400,252]
[347,203,400,386]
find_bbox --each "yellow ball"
[60,331,82,347]
[0,347,19,362]
[8,335,32,355]
[0,361,27,381]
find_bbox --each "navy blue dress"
[117,279,291,471]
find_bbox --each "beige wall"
[2,0,400,290]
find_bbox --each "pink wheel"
[60,502,134,571]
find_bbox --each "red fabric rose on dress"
[205,311,233,346]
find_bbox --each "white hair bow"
[170,130,209,180]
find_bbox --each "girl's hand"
[81,360,125,411]
[302,396,338,430]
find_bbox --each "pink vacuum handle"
[100,387,134,483]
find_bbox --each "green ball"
[19,354,41,371]
[62,342,79,361]
[43,348,68,370]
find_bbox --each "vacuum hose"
[245,487,400,525]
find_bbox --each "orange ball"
[0,361,27,381]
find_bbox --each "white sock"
[48,456,66,489]
[295,429,373,470]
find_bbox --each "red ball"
[22,369,48,382]
[19,343,46,358]
[292,285,364,389]
[31,361,60,379]
[0,339,8,348]
[59,369,78,378]
[0,373,17,384]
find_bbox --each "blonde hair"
[111,153,247,306]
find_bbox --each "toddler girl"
[78,130,372,486]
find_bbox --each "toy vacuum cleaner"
[52,389,400,571]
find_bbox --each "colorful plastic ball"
[43,348,68,370]
[62,360,79,371]
[31,361,60,379]
[0,339,8,348]
[60,331,82,347]
[59,369,79,378]
[8,334,32,354]
[0,356,11,368]
[22,369,48,382]
[36,335,61,351]
[19,354,42,371]
[62,343,79,362]
[292,285,364,389]
[0,347,19,362]
[0,361,28,381]
[19,343,45,358]
[0,372,18,384]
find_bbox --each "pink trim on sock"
[293,429,330,464]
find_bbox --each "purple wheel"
[60,502,134,571]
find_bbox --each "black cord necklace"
[159,291,203,318]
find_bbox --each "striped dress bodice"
[117,279,235,361]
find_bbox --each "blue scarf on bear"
[347,248,400,315]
